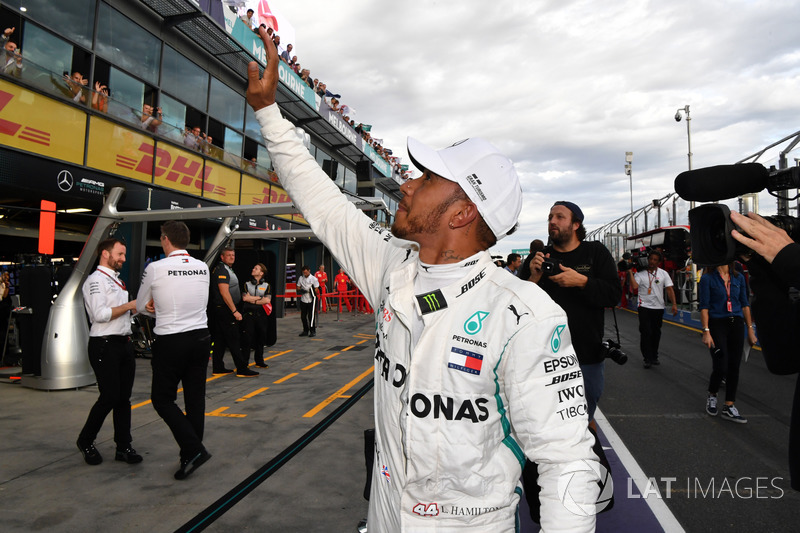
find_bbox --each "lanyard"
[98,269,125,290]
[646,270,656,294]
[723,275,732,312]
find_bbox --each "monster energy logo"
[416,290,447,315]
[551,325,566,353]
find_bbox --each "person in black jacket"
[529,201,621,425]
[731,211,800,491]
[525,201,621,521]
[241,263,272,369]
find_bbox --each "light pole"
[625,152,633,234]
[675,105,693,208]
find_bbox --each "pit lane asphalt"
[0,306,797,532]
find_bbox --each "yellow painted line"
[265,349,292,361]
[132,399,151,409]
[303,366,374,418]
[207,407,246,418]
[324,352,340,360]
[302,362,321,371]
[274,372,298,384]
[236,387,269,402]
[356,339,369,345]
[341,345,353,351]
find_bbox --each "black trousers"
[707,316,745,402]
[638,306,665,362]
[210,306,248,372]
[78,336,135,447]
[242,309,267,365]
[150,328,210,461]
[299,299,317,333]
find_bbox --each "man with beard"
[245,30,599,532]
[209,247,258,377]
[529,201,621,425]
[77,238,141,466]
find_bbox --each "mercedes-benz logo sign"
[57,170,74,192]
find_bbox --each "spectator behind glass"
[65,71,87,104]
[1,27,22,78]
[140,104,162,133]
[92,81,109,112]
[184,126,204,151]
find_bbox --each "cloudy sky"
[266,0,800,257]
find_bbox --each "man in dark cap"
[529,201,621,426]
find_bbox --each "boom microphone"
[674,163,768,202]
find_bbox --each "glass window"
[223,128,243,159]
[343,167,356,194]
[208,77,244,130]
[96,3,161,85]
[4,0,96,48]
[21,23,73,79]
[161,46,208,112]
[159,93,188,143]
[315,147,329,169]
[106,67,143,124]
[256,145,271,172]
[244,105,260,139]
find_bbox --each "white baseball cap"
[407,137,522,240]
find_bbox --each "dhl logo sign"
[0,91,51,145]
[240,174,306,224]
[119,142,227,197]
[0,82,85,164]
[87,116,239,203]
[250,185,291,205]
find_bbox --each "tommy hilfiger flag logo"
[448,347,483,375]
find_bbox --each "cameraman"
[731,211,800,490]
[628,250,678,368]
[529,201,621,425]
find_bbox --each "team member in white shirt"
[296,266,320,337]
[77,238,141,466]
[628,250,678,368]
[137,221,212,480]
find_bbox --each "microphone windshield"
[674,163,768,202]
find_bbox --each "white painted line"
[595,407,686,533]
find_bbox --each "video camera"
[674,163,800,265]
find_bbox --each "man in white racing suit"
[246,29,600,532]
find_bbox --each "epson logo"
[543,355,578,374]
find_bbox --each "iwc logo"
[57,170,74,192]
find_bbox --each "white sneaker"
[705,395,718,416]
[721,404,747,424]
